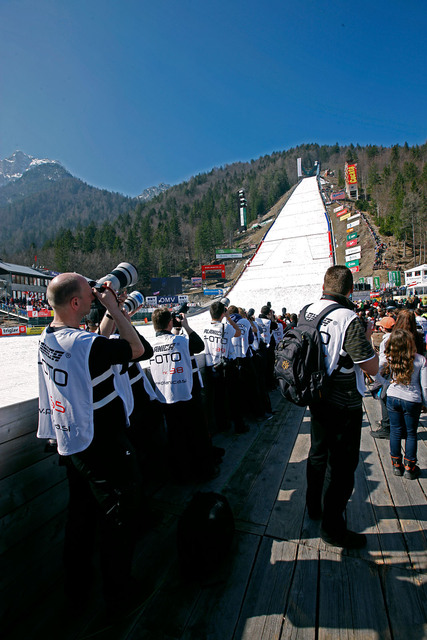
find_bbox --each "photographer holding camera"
[203,300,249,434]
[149,306,219,482]
[37,271,146,619]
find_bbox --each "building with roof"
[0,259,55,303]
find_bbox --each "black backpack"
[274,303,344,406]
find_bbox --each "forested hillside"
[6,142,427,288]
[0,163,133,256]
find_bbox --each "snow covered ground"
[0,176,333,409]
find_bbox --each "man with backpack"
[303,266,378,549]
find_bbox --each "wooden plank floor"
[5,389,427,640]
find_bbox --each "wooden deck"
[4,389,427,640]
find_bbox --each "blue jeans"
[386,396,421,463]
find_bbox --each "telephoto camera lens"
[97,262,138,291]
[123,291,144,314]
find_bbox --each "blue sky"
[1,0,426,196]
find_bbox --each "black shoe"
[403,465,420,480]
[393,464,404,476]
[371,425,390,439]
[320,529,367,549]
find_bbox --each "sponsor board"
[0,325,27,337]
[346,164,358,185]
[333,205,344,213]
[347,213,360,222]
[347,232,358,240]
[374,276,381,289]
[145,294,189,307]
[331,190,346,201]
[191,277,202,286]
[347,219,360,229]
[345,246,362,257]
[340,213,351,221]
[346,239,358,248]
[349,265,360,273]
[345,259,360,268]
[215,249,243,260]
[336,208,348,217]
[203,288,224,296]
[27,309,53,318]
[27,326,44,335]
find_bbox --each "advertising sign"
[191,277,202,286]
[336,208,348,217]
[334,205,344,213]
[201,264,226,280]
[145,294,189,306]
[349,266,360,273]
[203,289,224,296]
[347,219,360,229]
[27,309,53,318]
[345,259,360,268]
[0,325,27,337]
[374,276,381,289]
[347,213,360,222]
[346,246,362,256]
[346,164,358,185]
[388,271,402,286]
[215,249,243,260]
[347,232,358,240]
[331,190,346,201]
[346,239,358,248]
[340,213,351,221]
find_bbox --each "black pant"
[162,398,215,480]
[306,402,363,536]
[63,435,143,605]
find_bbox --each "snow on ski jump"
[0,176,334,405]
[227,176,334,315]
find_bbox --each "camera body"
[171,302,189,327]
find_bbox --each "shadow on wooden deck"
[5,390,427,640]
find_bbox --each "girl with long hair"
[384,329,427,479]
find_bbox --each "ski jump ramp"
[227,176,334,315]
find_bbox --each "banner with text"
[215,249,243,260]
[345,259,360,268]
[0,325,27,337]
[346,246,362,256]
[347,219,360,229]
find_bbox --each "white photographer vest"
[150,333,193,404]
[203,321,235,366]
[37,327,128,455]
[255,317,271,346]
[232,317,251,358]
